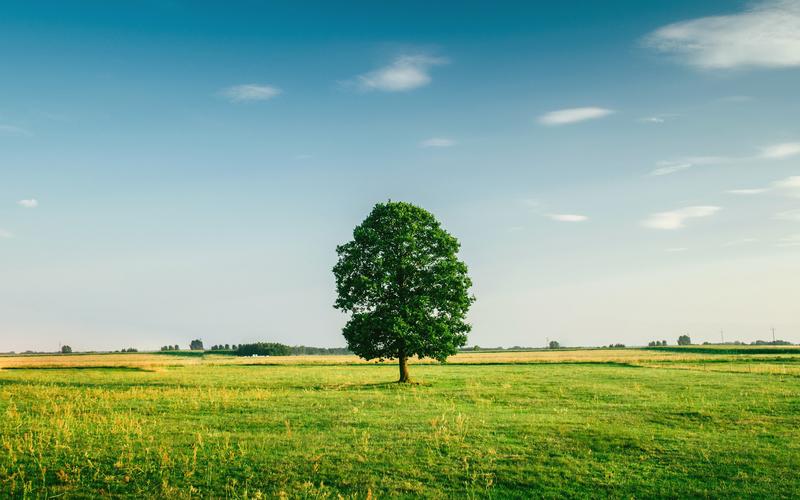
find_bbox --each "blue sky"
[2,0,799,351]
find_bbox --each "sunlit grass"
[1,349,799,497]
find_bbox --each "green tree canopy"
[333,201,474,382]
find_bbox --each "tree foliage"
[333,201,474,381]
[677,334,691,346]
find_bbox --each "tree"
[333,201,474,382]
[61,345,72,354]
[678,334,691,346]
[548,340,560,349]
[189,339,204,351]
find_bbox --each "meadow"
[1,347,799,498]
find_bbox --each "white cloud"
[17,199,38,208]
[654,141,800,177]
[777,234,800,246]
[0,229,12,239]
[727,188,769,195]
[0,124,32,137]
[353,55,447,92]
[725,176,800,197]
[642,206,721,230]
[538,107,614,126]
[723,238,759,246]
[420,137,456,148]
[644,0,800,70]
[650,161,693,176]
[642,116,666,124]
[760,142,800,159]
[548,214,588,222]
[773,176,800,197]
[774,209,800,221]
[220,84,282,102]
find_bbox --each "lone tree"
[677,334,691,346]
[333,201,474,382]
[189,339,204,351]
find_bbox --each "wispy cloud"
[0,229,13,239]
[420,137,456,148]
[644,0,800,70]
[723,238,759,247]
[727,188,769,195]
[650,162,693,176]
[220,84,282,102]
[642,206,721,230]
[547,214,588,222]
[727,176,800,197]
[777,234,800,247]
[0,124,32,137]
[774,209,800,222]
[538,107,614,126]
[17,199,38,208]
[653,142,800,176]
[760,142,800,159]
[351,55,447,92]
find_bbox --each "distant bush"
[233,343,351,357]
[61,345,72,354]
[678,335,691,346]
[236,342,292,357]
[548,341,560,349]
[189,339,204,351]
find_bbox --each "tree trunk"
[398,352,411,383]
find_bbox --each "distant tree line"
[233,342,350,356]
[648,340,668,346]
[159,345,180,351]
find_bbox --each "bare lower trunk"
[398,353,410,383]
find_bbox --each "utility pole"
[720,329,724,344]
[772,327,776,343]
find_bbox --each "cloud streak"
[420,137,456,148]
[644,0,800,70]
[726,176,800,197]
[547,214,588,222]
[538,107,614,126]
[642,206,721,230]
[652,142,800,176]
[220,84,282,102]
[352,55,447,92]
[18,199,38,208]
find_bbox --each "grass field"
[1,348,799,498]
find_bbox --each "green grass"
[1,354,799,498]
